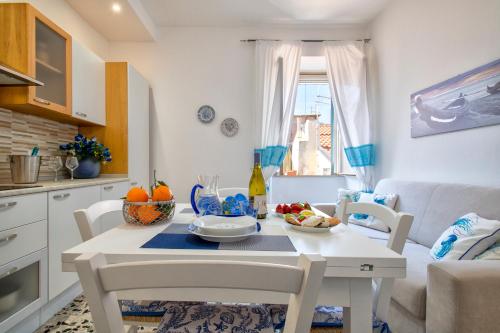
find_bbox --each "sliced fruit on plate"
[284,213,301,225]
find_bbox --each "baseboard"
[40,283,83,324]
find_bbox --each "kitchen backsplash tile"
[0,108,77,182]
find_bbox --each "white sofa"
[316,178,500,333]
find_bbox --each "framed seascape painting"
[411,58,500,138]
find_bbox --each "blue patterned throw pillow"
[430,213,500,260]
[348,192,398,232]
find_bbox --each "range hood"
[0,63,43,86]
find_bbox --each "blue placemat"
[141,223,296,252]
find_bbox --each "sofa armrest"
[312,203,337,217]
[426,260,500,333]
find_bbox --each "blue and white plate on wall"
[197,105,215,123]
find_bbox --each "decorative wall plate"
[197,105,215,123]
[220,118,239,137]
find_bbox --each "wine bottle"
[249,152,267,219]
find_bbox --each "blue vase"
[73,158,101,179]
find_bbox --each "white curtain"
[255,41,302,180]
[324,41,375,190]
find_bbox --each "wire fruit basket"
[122,199,176,225]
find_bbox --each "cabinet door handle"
[76,112,88,118]
[0,201,17,209]
[34,97,51,105]
[53,193,70,199]
[130,182,138,186]
[0,267,18,279]
[103,185,114,190]
[0,234,17,245]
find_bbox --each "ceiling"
[66,0,389,42]
[141,0,390,27]
[66,0,157,41]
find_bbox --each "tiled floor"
[35,295,157,333]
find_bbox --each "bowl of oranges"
[123,180,175,225]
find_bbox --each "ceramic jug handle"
[190,184,204,216]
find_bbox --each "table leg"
[344,278,373,333]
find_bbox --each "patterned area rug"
[35,295,347,333]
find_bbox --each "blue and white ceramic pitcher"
[190,175,222,216]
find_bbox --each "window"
[281,57,354,176]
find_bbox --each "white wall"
[371,0,500,187]
[109,26,368,201]
[1,0,109,58]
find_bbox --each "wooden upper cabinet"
[0,3,72,120]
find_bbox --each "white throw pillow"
[430,213,500,260]
[348,192,399,232]
[474,242,500,260]
[336,188,361,204]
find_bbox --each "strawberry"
[276,204,284,214]
[283,204,292,214]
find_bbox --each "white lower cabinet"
[48,186,100,300]
[99,181,129,233]
[0,249,47,333]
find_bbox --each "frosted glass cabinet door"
[34,18,70,112]
[72,39,105,125]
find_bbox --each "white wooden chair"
[336,198,414,322]
[75,253,326,333]
[218,187,248,199]
[74,200,124,241]
[74,200,172,330]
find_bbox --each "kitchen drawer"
[0,193,47,232]
[0,220,47,267]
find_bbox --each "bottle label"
[250,194,267,218]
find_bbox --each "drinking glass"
[48,156,63,182]
[65,156,79,180]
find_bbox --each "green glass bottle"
[248,152,267,219]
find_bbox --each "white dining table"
[62,203,406,333]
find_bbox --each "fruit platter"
[122,176,175,225]
[275,202,341,232]
[274,202,313,216]
[284,213,341,233]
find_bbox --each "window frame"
[279,73,355,177]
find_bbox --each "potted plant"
[60,134,112,179]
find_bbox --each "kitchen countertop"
[0,176,129,198]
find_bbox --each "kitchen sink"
[0,185,43,191]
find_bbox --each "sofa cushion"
[392,243,434,320]
[374,179,439,242]
[416,184,500,248]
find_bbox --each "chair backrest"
[336,198,414,321]
[75,253,326,333]
[218,187,248,198]
[74,200,123,241]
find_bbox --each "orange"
[137,205,161,224]
[128,206,140,219]
[152,185,173,201]
[126,187,149,202]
